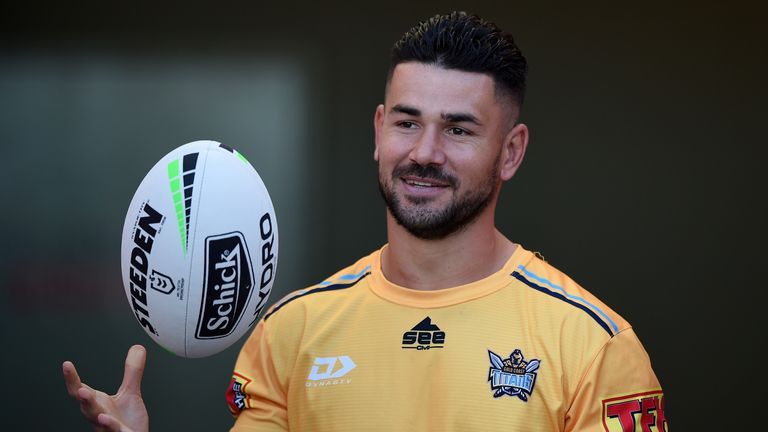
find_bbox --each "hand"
[63,345,150,432]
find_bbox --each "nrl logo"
[488,349,540,401]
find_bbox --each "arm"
[565,328,668,432]
[63,345,149,432]
[228,318,290,432]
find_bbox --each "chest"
[286,305,570,431]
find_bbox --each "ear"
[373,104,385,161]
[499,123,529,181]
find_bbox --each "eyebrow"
[441,112,482,126]
[391,104,482,126]
[391,104,421,116]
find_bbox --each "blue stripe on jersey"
[263,272,371,321]
[319,266,371,285]
[512,271,614,337]
[517,264,619,334]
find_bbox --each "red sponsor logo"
[226,372,252,415]
[602,390,668,432]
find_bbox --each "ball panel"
[186,144,278,358]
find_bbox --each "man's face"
[374,63,519,239]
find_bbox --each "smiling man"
[64,12,667,432]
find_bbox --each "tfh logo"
[602,390,667,431]
[307,356,356,380]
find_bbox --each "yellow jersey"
[227,245,667,431]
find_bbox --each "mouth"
[401,176,450,189]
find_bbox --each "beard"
[378,162,499,240]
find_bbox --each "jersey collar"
[368,244,533,308]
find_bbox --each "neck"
[381,209,516,291]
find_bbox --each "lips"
[402,176,450,188]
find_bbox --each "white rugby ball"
[121,140,278,358]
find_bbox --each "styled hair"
[388,12,528,109]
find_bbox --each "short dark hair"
[388,12,528,109]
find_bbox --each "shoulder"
[511,249,631,339]
[261,249,377,322]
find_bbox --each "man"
[64,12,667,431]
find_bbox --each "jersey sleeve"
[565,328,668,432]
[226,317,289,432]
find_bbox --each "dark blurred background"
[1,0,765,429]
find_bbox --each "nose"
[409,127,446,166]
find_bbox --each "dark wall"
[1,1,765,429]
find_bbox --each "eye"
[397,121,418,129]
[448,127,471,136]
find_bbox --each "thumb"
[118,345,146,395]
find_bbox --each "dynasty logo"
[402,317,445,350]
[488,349,540,401]
[305,356,356,388]
[127,202,165,335]
[196,232,255,339]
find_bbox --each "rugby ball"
[121,141,278,358]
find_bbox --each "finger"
[118,345,146,395]
[98,413,134,432]
[76,386,106,421]
[63,361,84,397]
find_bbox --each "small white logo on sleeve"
[306,356,356,388]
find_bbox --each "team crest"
[488,349,540,401]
